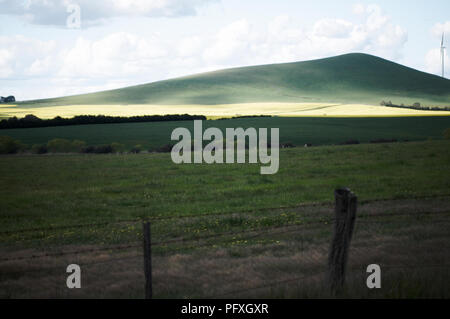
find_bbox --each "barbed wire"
[356,210,450,221]
[210,271,327,298]
[151,219,333,247]
[210,262,450,298]
[347,263,450,273]
[0,220,332,262]
[0,220,139,236]
[5,210,448,247]
[0,204,332,236]
[80,253,143,267]
[0,242,141,263]
[154,225,320,254]
[2,207,449,263]
[9,253,145,273]
[2,193,449,236]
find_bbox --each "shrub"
[111,142,125,153]
[81,144,113,154]
[130,145,142,154]
[413,102,421,108]
[47,138,73,153]
[155,144,174,153]
[341,139,360,145]
[31,144,48,154]
[281,142,295,148]
[0,136,23,154]
[444,128,450,140]
[46,139,87,153]
[72,140,86,152]
[81,145,96,154]
[95,145,113,154]
[370,138,398,144]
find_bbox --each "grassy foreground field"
[0,140,449,298]
[1,139,449,235]
[2,116,450,150]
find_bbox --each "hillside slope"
[20,53,450,107]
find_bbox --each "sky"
[0,0,449,101]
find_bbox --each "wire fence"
[0,195,449,298]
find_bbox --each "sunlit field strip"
[2,103,450,119]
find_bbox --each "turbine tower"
[441,33,446,78]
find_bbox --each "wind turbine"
[441,33,446,78]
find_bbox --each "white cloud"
[431,21,450,37]
[0,31,203,99]
[58,32,169,78]
[207,4,408,65]
[0,35,57,79]
[27,56,53,76]
[313,19,354,38]
[0,4,412,100]
[365,4,389,31]
[0,49,14,78]
[352,3,365,15]
[0,0,216,26]
[202,19,253,64]
[178,36,203,57]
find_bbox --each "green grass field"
[1,139,449,236]
[2,116,450,150]
[0,140,449,298]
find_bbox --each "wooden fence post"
[143,221,152,299]
[327,188,357,293]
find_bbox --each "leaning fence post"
[143,221,153,299]
[327,188,357,293]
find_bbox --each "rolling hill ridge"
[19,53,450,107]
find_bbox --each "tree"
[0,136,23,154]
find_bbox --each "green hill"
[20,53,450,107]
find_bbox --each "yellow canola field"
[1,103,450,119]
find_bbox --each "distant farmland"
[1,116,450,150]
[2,103,450,120]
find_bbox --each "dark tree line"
[216,115,272,120]
[0,114,207,129]
[380,101,450,111]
